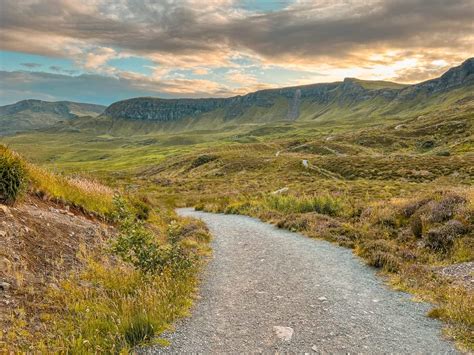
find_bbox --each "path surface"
[149,209,457,353]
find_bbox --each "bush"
[191,154,217,168]
[410,215,423,238]
[367,251,401,272]
[111,197,191,274]
[424,220,468,253]
[0,146,27,205]
[423,194,466,223]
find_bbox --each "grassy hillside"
[0,146,211,353]
[0,100,105,135]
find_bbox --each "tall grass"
[1,144,114,215]
[39,258,197,352]
[28,164,114,215]
[265,194,344,216]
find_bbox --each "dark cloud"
[20,62,42,68]
[0,70,164,105]
[49,65,62,71]
[0,0,472,64]
[0,70,233,106]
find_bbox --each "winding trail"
[151,209,457,353]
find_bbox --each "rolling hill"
[0,99,105,135]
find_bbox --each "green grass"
[2,148,211,353]
[38,258,197,352]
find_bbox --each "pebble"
[273,326,294,342]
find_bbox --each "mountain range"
[1,58,472,135]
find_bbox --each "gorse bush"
[265,194,343,216]
[0,145,27,205]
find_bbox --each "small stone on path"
[273,326,294,342]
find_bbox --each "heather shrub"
[367,251,401,272]
[399,198,431,218]
[410,215,423,238]
[422,193,466,223]
[191,154,217,168]
[424,220,468,253]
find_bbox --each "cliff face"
[102,80,393,122]
[102,58,473,124]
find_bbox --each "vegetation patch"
[0,145,27,204]
[190,154,217,169]
[1,150,211,353]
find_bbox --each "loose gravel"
[145,208,457,353]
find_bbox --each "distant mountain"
[101,58,473,130]
[0,100,105,135]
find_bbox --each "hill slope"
[0,100,105,135]
[100,58,473,131]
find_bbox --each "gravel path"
[147,208,457,353]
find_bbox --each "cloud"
[226,70,258,85]
[193,68,210,75]
[83,47,117,70]
[0,0,472,98]
[1,0,471,67]
[0,70,247,105]
[20,62,42,68]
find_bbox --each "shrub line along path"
[147,209,457,353]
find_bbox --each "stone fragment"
[273,326,294,342]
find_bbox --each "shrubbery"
[111,196,192,274]
[424,220,468,253]
[191,154,217,168]
[0,145,27,205]
[410,215,423,238]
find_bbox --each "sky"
[0,0,473,105]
